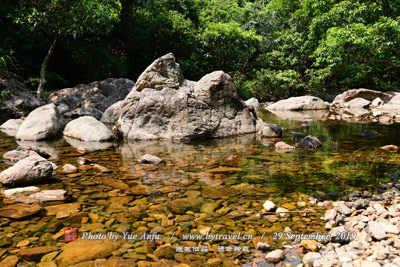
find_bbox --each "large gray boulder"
[0,156,53,187]
[100,100,123,124]
[266,96,328,110]
[15,103,64,141]
[333,88,393,107]
[119,54,256,141]
[135,53,184,91]
[63,116,115,142]
[49,78,134,117]
[0,71,41,125]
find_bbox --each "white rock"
[323,208,337,221]
[63,116,115,142]
[371,97,384,107]
[303,252,322,265]
[346,97,371,109]
[27,189,67,202]
[3,186,40,197]
[368,221,386,240]
[137,154,164,165]
[266,96,328,110]
[263,200,276,212]
[265,249,284,263]
[276,207,289,217]
[16,103,65,141]
[378,219,399,234]
[0,118,24,130]
[245,97,260,109]
[361,260,381,267]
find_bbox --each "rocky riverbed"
[260,169,400,267]
[3,53,400,266]
[0,111,400,266]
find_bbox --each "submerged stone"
[0,204,43,219]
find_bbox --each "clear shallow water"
[0,110,399,266]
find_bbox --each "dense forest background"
[1,0,400,101]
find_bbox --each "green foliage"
[0,90,11,101]
[2,0,400,99]
[0,40,18,72]
[13,0,122,37]
[249,69,306,101]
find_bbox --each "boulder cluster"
[1,53,284,142]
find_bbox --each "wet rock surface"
[296,135,322,149]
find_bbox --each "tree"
[13,0,122,95]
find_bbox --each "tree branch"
[360,59,400,69]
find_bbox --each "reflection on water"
[64,136,115,151]
[0,110,399,265]
[267,109,329,122]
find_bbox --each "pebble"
[265,249,284,263]
[263,200,276,211]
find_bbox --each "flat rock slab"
[55,240,123,267]
[21,189,67,203]
[45,203,81,216]
[207,167,243,173]
[0,204,43,219]
[0,255,19,267]
[168,197,203,214]
[3,186,40,198]
[126,185,156,195]
[368,221,386,240]
[202,187,238,199]
[18,246,58,261]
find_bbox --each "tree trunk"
[37,33,61,96]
